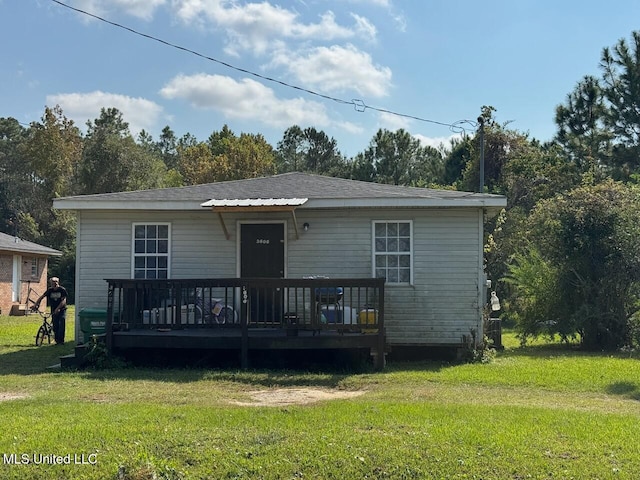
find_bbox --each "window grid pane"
[133,224,169,280]
[374,221,411,284]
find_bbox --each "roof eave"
[0,247,62,256]
[53,199,205,210]
[54,197,507,211]
[303,198,508,209]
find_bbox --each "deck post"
[105,282,114,352]
[374,280,386,370]
[240,285,249,369]
[174,283,182,329]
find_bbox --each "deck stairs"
[59,344,89,369]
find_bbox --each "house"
[0,232,62,315]
[53,172,506,364]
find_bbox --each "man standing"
[34,277,68,345]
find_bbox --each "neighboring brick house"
[0,232,62,315]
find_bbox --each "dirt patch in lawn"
[232,388,365,407]
[0,392,29,401]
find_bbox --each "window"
[31,258,38,278]
[373,221,412,284]
[132,223,170,279]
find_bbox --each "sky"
[3,0,640,158]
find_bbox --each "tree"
[158,126,178,170]
[275,125,305,172]
[353,128,443,186]
[554,75,612,174]
[442,135,472,186]
[208,124,236,157]
[350,151,376,182]
[459,106,534,194]
[219,132,275,181]
[557,31,640,180]
[21,105,82,199]
[179,128,275,185]
[275,126,346,175]
[19,105,82,251]
[78,108,171,193]
[600,31,640,177]
[508,180,640,350]
[137,129,158,155]
[0,117,29,234]
[502,141,582,213]
[178,142,217,185]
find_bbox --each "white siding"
[289,208,481,345]
[74,207,482,347]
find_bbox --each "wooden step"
[9,304,28,316]
[59,345,89,370]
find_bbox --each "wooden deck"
[106,278,386,369]
[112,328,380,350]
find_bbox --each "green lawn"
[0,313,639,479]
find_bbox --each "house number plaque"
[256,239,270,244]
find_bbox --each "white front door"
[12,255,22,302]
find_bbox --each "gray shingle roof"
[54,172,505,206]
[0,232,62,256]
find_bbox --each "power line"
[48,0,476,134]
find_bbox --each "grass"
[0,314,639,479]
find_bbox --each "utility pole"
[478,116,485,193]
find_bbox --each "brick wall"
[0,254,50,315]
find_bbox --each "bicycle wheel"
[35,324,51,346]
[219,306,237,325]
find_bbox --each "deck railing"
[106,277,384,333]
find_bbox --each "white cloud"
[172,1,373,55]
[374,112,463,151]
[359,0,391,6]
[351,13,377,41]
[414,133,463,151]
[346,0,391,6]
[377,110,410,131]
[159,73,332,128]
[46,91,164,135]
[336,120,364,135]
[69,0,166,21]
[272,44,392,98]
[346,0,406,32]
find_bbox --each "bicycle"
[31,307,54,346]
[194,289,238,325]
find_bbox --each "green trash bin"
[79,308,107,343]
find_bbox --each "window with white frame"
[373,221,412,284]
[31,258,38,278]
[132,223,170,279]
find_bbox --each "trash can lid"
[79,307,108,318]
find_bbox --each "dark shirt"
[46,286,68,312]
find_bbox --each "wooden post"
[240,285,249,369]
[375,280,386,370]
[105,282,114,352]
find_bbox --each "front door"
[240,223,285,322]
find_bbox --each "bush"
[507,180,640,350]
[83,335,128,369]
